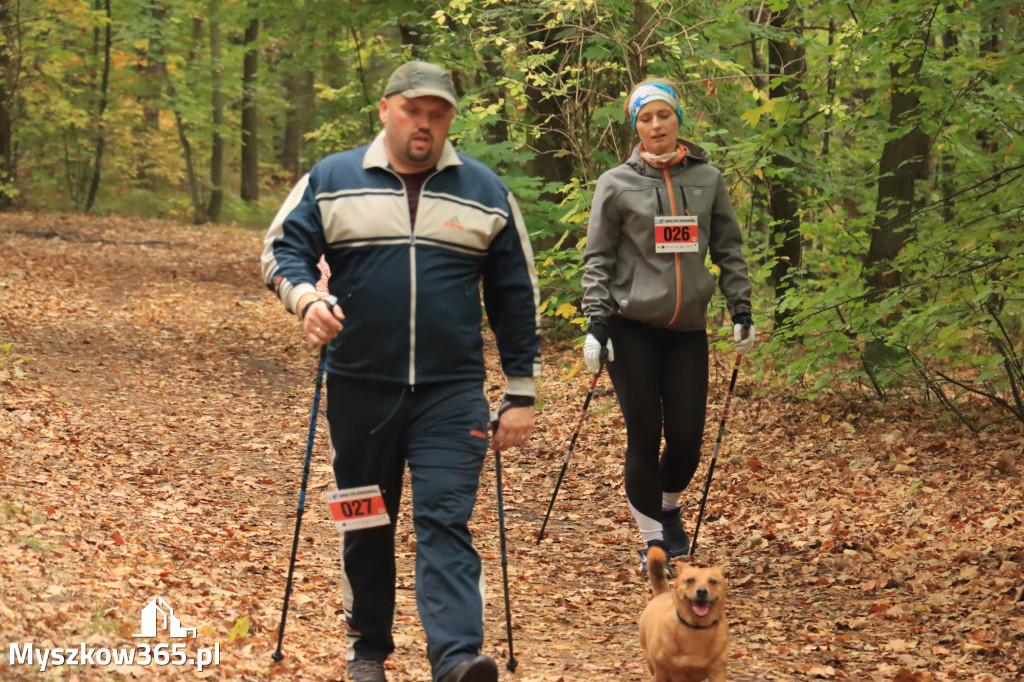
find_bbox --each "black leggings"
[605,316,708,524]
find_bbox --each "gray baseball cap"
[383,61,457,108]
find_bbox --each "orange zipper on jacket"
[663,166,684,328]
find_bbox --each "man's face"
[379,94,456,173]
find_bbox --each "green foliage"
[0,342,30,381]
[89,608,121,635]
[533,179,591,334]
[421,0,738,338]
[747,1,1024,422]
[2,0,1023,422]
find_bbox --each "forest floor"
[1,212,1022,681]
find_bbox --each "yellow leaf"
[555,302,577,319]
[740,99,776,127]
[228,615,249,643]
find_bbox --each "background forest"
[1,0,1023,420]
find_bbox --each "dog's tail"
[646,545,670,596]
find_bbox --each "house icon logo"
[132,596,197,638]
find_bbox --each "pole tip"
[271,651,284,662]
[507,657,518,672]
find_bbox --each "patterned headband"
[628,82,684,132]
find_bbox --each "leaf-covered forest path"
[1,213,1022,681]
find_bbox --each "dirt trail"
[1,213,1021,681]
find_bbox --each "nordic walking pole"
[688,352,742,559]
[490,412,518,672]
[536,358,604,544]
[273,297,335,662]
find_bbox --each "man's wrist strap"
[501,394,535,408]
[301,298,321,321]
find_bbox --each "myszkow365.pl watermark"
[8,596,221,673]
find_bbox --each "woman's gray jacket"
[581,142,752,332]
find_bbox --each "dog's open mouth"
[687,596,715,618]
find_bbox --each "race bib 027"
[327,485,390,532]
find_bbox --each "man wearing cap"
[261,61,540,682]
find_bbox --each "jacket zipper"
[408,239,417,385]
[663,167,684,328]
[393,166,441,386]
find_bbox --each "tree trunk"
[937,7,957,224]
[822,18,836,157]
[398,19,424,49]
[280,68,313,183]
[349,26,377,138]
[864,92,931,295]
[172,105,204,225]
[240,8,260,202]
[0,0,17,210]
[207,0,224,222]
[135,2,168,189]
[0,84,11,211]
[84,0,112,212]
[862,12,934,375]
[743,6,771,273]
[157,16,205,224]
[520,23,576,226]
[626,0,654,85]
[765,4,806,325]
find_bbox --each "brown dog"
[638,546,729,681]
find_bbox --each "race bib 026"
[654,215,699,253]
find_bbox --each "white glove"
[583,334,614,373]
[733,324,756,355]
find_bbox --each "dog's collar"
[676,609,719,630]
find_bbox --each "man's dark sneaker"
[662,507,690,558]
[438,654,498,682]
[348,659,387,682]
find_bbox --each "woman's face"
[635,100,679,156]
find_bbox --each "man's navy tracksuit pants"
[326,374,491,679]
